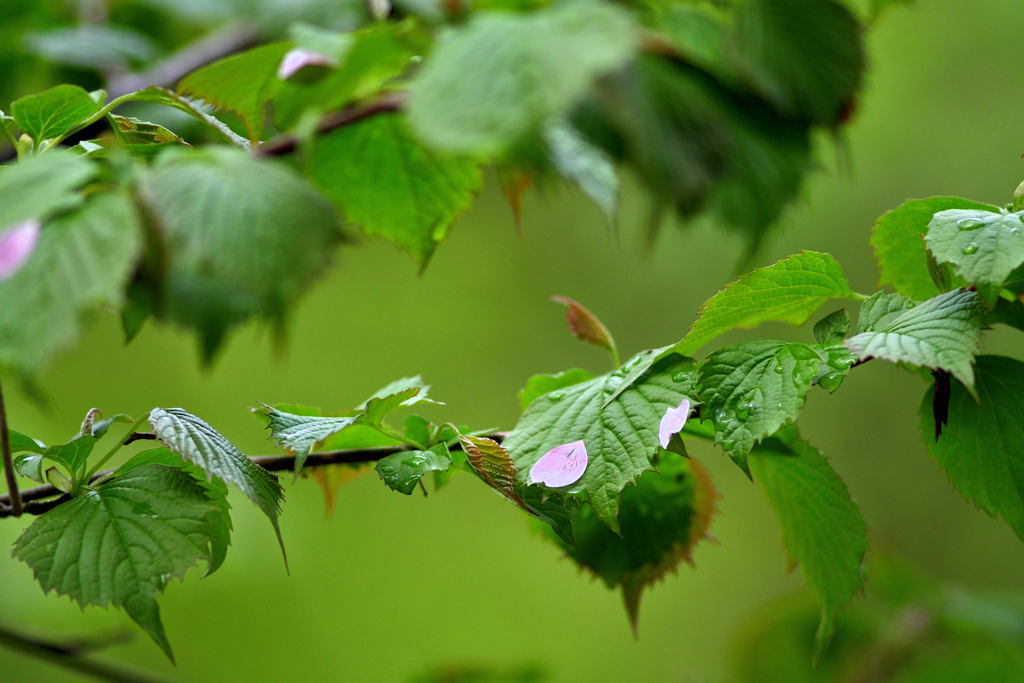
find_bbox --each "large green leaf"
[177,42,292,144]
[11,85,103,144]
[141,148,345,359]
[748,427,867,656]
[265,377,434,472]
[148,408,284,561]
[698,340,854,472]
[925,209,1024,307]
[13,464,219,662]
[870,198,997,301]
[534,452,718,635]
[0,190,142,374]
[504,351,697,533]
[727,0,864,126]
[306,113,482,267]
[0,152,96,229]
[919,355,1024,542]
[844,289,986,392]
[407,1,637,155]
[675,251,858,357]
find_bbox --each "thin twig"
[0,622,175,683]
[0,433,507,518]
[256,91,406,157]
[0,377,22,516]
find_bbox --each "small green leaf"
[265,377,434,472]
[533,452,717,635]
[177,42,293,144]
[148,408,285,563]
[13,454,45,483]
[0,190,142,374]
[813,309,851,344]
[919,355,1024,543]
[13,464,220,662]
[407,1,637,155]
[674,252,859,357]
[42,435,98,482]
[457,432,527,508]
[504,352,696,532]
[141,148,344,360]
[306,113,482,267]
[7,430,46,455]
[926,209,1024,307]
[107,115,190,158]
[543,119,619,224]
[376,443,451,495]
[748,427,867,657]
[12,85,103,144]
[870,197,997,301]
[124,87,250,149]
[550,296,618,361]
[518,369,595,412]
[698,341,847,472]
[844,289,986,392]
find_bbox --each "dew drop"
[548,391,566,402]
[671,371,689,383]
[714,409,728,424]
[379,464,394,474]
[962,242,979,255]
[957,218,986,231]
[736,401,753,421]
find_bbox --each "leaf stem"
[85,414,150,483]
[0,376,22,517]
[373,423,426,450]
[0,116,19,156]
[609,342,622,370]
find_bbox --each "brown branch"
[0,377,22,516]
[0,432,506,519]
[256,90,406,157]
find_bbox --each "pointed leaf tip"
[551,296,617,355]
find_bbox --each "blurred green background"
[3,0,1024,680]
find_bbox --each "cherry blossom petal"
[0,218,40,281]
[277,49,337,81]
[529,439,588,488]
[658,397,691,449]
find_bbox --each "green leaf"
[124,87,251,149]
[11,85,103,144]
[407,1,637,155]
[533,452,718,635]
[265,377,434,472]
[42,435,98,482]
[0,190,142,374]
[24,25,157,71]
[727,0,864,126]
[698,341,851,472]
[177,42,293,144]
[0,152,96,229]
[813,309,851,344]
[108,115,191,157]
[376,443,451,495]
[13,464,220,662]
[457,433,527,508]
[306,113,482,267]
[990,297,1024,334]
[919,355,1024,543]
[748,427,867,656]
[550,296,618,360]
[115,447,233,576]
[844,289,986,393]
[925,209,1024,307]
[673,252,859,357]
[504,352,697,533]
[148,408,285,562]
[854,290,916,333]
[870,198,998,301]
[7,430,46,455]
[518,369,595,412]
[521,486,580,547]
[141,148,344,360]
[543,119,619,224]
[13,454,45,483]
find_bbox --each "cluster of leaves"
[0,0,880,376]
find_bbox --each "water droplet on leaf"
[736,402,753,421]
[548,391,565,402]
[671,371,689,383]
[380,464,394,474]
[957,218,986,231]
[962,242,979,255]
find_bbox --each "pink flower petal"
[658,398,691,449]
[0,218,40,281]
[529,439,588,488]
[277,49,337,80]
